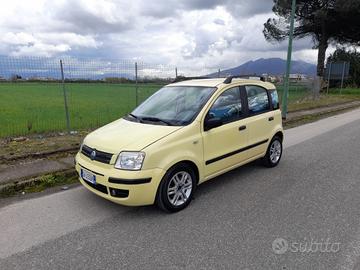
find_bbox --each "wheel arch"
[273,130,284,142]
[167,160,200,185]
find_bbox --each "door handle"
[268,117,274,121]
[239,125,246,131]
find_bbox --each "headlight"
[114,151,145,170]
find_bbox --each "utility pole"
[281,0,296,119]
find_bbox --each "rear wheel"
[156,163,196,213]
[263,136,283,167]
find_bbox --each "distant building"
[289,74,307,81]
[261,73,279,83]
[27,76,57,81]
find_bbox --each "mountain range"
[0,56,316,80]
[212,58,316,77]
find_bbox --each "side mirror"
[204,117,223,131]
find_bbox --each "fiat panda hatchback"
[75,77,283,212]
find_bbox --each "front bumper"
[75,153,165,206]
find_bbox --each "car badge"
[90,150,96,160]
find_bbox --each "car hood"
[83,118,182,154]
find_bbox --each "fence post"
[326,61,332,95]
[60,60,70,133]
[175,67,178,78]
[313,76,321,99]
[340,61,346,93]
[135,62,138,106]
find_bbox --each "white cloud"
[12,43,71,57]
[37,33,100,48]
[0,0,321,72]
[1,32,37,45]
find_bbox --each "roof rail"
[172,76,210,83]
[223,75,266,84]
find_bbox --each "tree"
[263,0,360,78]
[328,47,360,86]
[10,74,22,81]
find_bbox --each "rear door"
[202,86,249,178]
[243,85,274,158]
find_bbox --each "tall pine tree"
[264,0,360,78]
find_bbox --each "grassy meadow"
[0,82,161,137]
[0,81,359,137]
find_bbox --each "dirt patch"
[0,131,88,164]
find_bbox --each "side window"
[207,87,242,123]
[245,85,270,114]
[270,90,279,110]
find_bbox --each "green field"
[328,87,360,96]
[276,83,312,102]
[1,82,358,138]
[0,82,162,137]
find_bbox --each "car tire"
[156,163,196,213]
[263,136,283,168]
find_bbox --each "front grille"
[82,179,108,194]
[81,145,113,164]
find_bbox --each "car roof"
[168,78,276,89]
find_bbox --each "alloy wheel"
[167,171,193,207]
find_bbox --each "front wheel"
[156,164,196,213]
[263,136,283,167]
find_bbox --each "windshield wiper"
[127,113,142,122]
[141,116,172,126]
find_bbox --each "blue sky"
[0,0,332,72]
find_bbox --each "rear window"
[270,90,279,110]
[245,85,270,114]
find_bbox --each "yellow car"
[75,77,283,212]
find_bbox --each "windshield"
[127,86,216,126]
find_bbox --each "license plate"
[81,169,96,184]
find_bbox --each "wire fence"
[0,56,315,138]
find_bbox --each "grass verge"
[287,94,360,112]
[0,170,79,198]
[283,105,359,129]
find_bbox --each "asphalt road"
[1,109,360,270]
